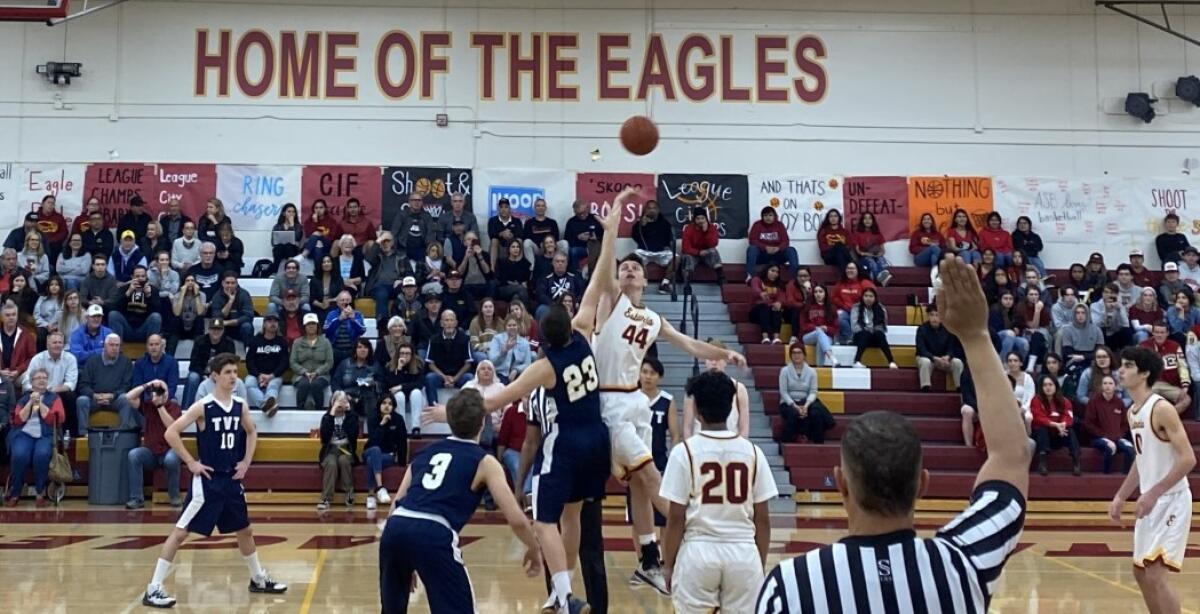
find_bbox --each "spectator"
[157,198,192,245]
[442,271,474,325]
[333,235,365,298]
[1127,249,1155,288]
[271,203,304,268]
[469,298,501,365]
[1019,286,1052,372]
[1017,267,1048,305]
[563,200,604,275]
[5,368,64,507]
[1157,262,1191,309]
[131,334,179,404]
[33,276,65,351]
[983,267,1018,307]
[168,275,207,354]
[383,341,426,436]
[411,292,443,353]
[278,289,305,345]
[945,208,981,265]
[110,230,148,285]
[1005,352,1036,428]
[244,313,288,416]
[196,198,230,243]
[1180,247,1200,294]
[680,207,724,284]
[915,306,963,392]
[832,261,875,343]
[750,264,786,344]
[816,209,852,270]
[1064,263,1092,302]
[782,267,814,318]
[391,194,439,263]
[1075,345,1126,410]
[4,271,36,322]
[138,221,171,262]
[117,196,152,239]
[310,254,344,316]
[1006,250,1031,285]
[185,243,223,302]
[35,195,68,266]
[76,333,134,434]
[457,231,492,300]
[746,206,798,280]
[1062,304,1104,375]
[316,390,359,510]
[56,234,90,290]
[324,291,365,366]
[18,232,50,289]
[0,249,17,295]
[109,266,163,343]
[495,239,532,305]
[209,271,255,344]
[181,319,235,410]
[268,259,310,317]
[363,231,405,320]
[796,284,838,367]
[123,379,182,509]
[57,290,83,344]
[850,288,896,369]
[486,198,522,268]
[21,331,76,433]
[69,304,111,366]
[1082,374,1134,475]
[1155,211,1190,265]
[1082,253,1111,299]
[990,290,1030,362]
[291,312,335,411]
[81,255,121,314]
[444,217,473,275]
[213,224,245,275]
[362,395,405,510]
[777,343,834,443]
[423,310,474,403]
[333,338,381,424]
[1140,323,1192,414]
[488,316,532,384]
[495,392,528,497]
[1010,216,1046,276]
[421,242,449,295]
[70,197,103,236]
[977,212,1014,268]
[391,276,421,325]
[437,193,479,244]
[148,251,181,306]
[375,316,410,369]
[1051,286,1079,351]
[1039,353,1067,387]
[1030,374,1081,476]
[340,198,378,251]
[171,221,202,273]
[909,213,944,268]
[534,253,582,320]
[4,211,42,253]
[1089,283,1133,350]
[632,200,677,295]
[530,234,559,284]
[505,299,539,352]
[1129,287,1164,345]
[851,212,893,286]
[978,249,997,283]
[81,210,115,259]
[519,197,564,260]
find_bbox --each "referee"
[757,255,1030,613]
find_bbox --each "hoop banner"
[656,173,750,239]
[908,176,994,234]
[301,165,383,226]
[473,168,576,233]
[381,166,473,232]
[215,164,303,232]
[575,172,657,237]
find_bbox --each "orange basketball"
[620,115,659,156]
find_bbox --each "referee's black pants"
[542,498,608,613]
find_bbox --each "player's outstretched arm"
[573,187,635,336]
[165,402,213,479]
[485,360,555,413]
[477,455,542,576]
[659,319,747,367]
[1136,400,1197,518]
[936,255,1031,498]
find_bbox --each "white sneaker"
[853,361,866,369]
[632,565,669,596]
[376,487,391,504]
[316,499,330,511]
[142,584,176,609]
[888,362,898,370]
[366,496,378,511]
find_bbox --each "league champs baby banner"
[216,165,302,231]
[992,177,1131,244]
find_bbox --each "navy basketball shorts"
[379,513,475,614]
[532,422,611,524]
[175,473,250,537]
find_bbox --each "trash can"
[87,428,140,505]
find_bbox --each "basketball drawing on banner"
[215,165,302,232]
[382,167,472,231]
[301,165,383,227]
[656,173,750,239]
[908,176,993,234]
[993,177,1131,244]
[575,172,656,237]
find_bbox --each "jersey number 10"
[562,355,599,402]
[700,462,750,504]
[219,432,236,451]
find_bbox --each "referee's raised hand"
[934,254,988,337]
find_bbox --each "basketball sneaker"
[632,566,669,596]
[376,487,391,504]
[541,594,591,614]
[627,570,644,587]
[248,572,288,594]
[366,496,378,511]
[142,585,177,608]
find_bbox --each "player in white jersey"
[1111,346,1196,614]
[661,370,775,613]
[588,189,747,593]
[681,338,750,438]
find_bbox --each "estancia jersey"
[659,431,777,543]
[594,293,663,390]
[1130,393,1189,496]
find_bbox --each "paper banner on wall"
[843,176,909,241]
[154,163,218,221]
[83,163,156,227]
[748,175,843,243]
[473,168,576,232]
[0,163,17,232]
[301,165,383,227]
[381,167,473,232]
[575,172,657,237]
[992,177,1133,243]
[907,176,993,234]
[215,165,302,231]
[656,174,750,239]
[16,164,87,223]
[1110,178,1200,255]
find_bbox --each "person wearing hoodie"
[831,261,875,343]
[746,206,798,281]
[1157,261,1193,309]
[268,259,311,317]
[35,195,68,267]
[815,209,852,270]
[908,213,944,268]
[1089,283,1132,351]
[1155,211,1191,264]
[1010,216,1046,277]
[1128,287,1165,346]
[1061,304,1104,376]
[796,283,839,367]
[850,212,893,286]
[1164,289,1200,347]
[977,212,1014,269]
[1113,264,1142,311]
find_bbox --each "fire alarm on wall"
[435,113,449,127]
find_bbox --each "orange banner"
[907,176,994,234]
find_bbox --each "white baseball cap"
[303,313,320,325]
[86,304,104,317]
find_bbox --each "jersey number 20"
[562,355,599,402]
[700,462,750,504]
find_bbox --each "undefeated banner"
[843,176,909,241]
[908,176,993,234]
[993,177,1133,244]
[301,165,383,227]
[215,164,303,231]
[381,166,473,232]
[656,173,750,239]
[575,172,657,237]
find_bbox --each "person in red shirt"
[340,197,378,253]
[978,212,1014,269]
[782,267,814,322]
[1140,322,1192,414]
[1082,374,1134,474]
[35,195,69,267]
[749,264,786,344]
[123,379,183,509]
[945,208,981,265]
[909,213,944,268]
[796,285,839,367]
[832,261,875,343]
[304,199,343,242]
[816,209,852,270]
[69,197,103,237]
[1129,287,1164,345]
[850,212,893,287]
[1127,249,1156,289]
[681,207,724,284]
[496,399,527,496]
[746,206,798,282]
[1030,374,1081,476]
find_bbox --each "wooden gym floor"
[1,503,1198,613]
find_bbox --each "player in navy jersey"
[140,353,286,609]
[626,357,679,576]
[379,388,540,614]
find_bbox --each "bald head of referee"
[757,255,1032,614]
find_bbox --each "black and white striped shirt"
[756,480,1025,614]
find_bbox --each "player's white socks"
[149,558,171,587]
[637,534,656,546]
[245,552,265,580]
[551,571,572,606]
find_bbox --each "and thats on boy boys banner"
[215,165,303,231]
[749,174,844,239]
[842,176,909,241]
[575,172,657,237]
[656,173,750,239]
[907,176,993,234]
[301,165,383,227]
[381,166,473,232]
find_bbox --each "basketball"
[620,115,659,156]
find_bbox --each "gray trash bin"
[87,429,140,505]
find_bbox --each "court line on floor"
[1039,553,1197,614]
[298,548,328,614]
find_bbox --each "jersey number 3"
[700,462,750,504]
[422,453,453,490]
[562,355,599,402]
[621,325,649,350]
